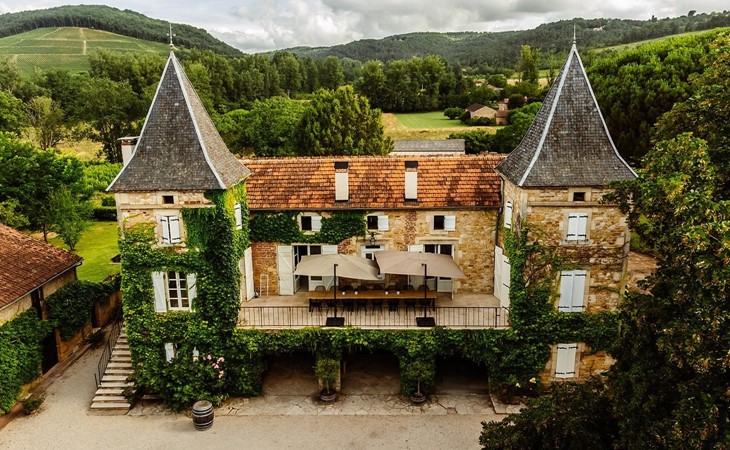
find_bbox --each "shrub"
[92,207,117,221]
[315,358,340,394]
[45,280,115,340]
[459,111,472,123]
[22,394,45,415]
[448,130,493,154]
[443,107,463,120]
[100,195,116,207]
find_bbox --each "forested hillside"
[0,5,242,57]
[286,12,730,67]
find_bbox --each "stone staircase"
[89,328,134,415]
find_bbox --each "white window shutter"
[192,347,199,361]
[321,245,338,254]
[502,256,511,301]
[164,343,175,363]
[377,215,389,231]
[559,272,574,311]
[408,245,424,253]
[152,271,167,312]
[169,216,181,243]
[555,343,578,378]
[571,271,586,311]
[311,215,322,232]
[186,273,197,310]
[444,215,456,231]
[160,216,170,244]
[504,201,513,229]
[234,203,242,230]
[493,247,503,303]
[567,214,579,241]
[577,214,588,240]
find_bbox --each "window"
[367,215,389,231]
[566,213,588,242]
[424,243,453,256]
[555,343,578,378]
[559,270,586,312]
[433,215,456,231]
[152,271,197,312]
[160,215,181,244]
[234,203,242,230]
[504,200,513,229]
[162,195,175,204]
[164,343,176,363]
[300,215,322,232]
[572,192,586,202]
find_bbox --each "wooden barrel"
[192,400,214,431]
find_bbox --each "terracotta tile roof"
[496,44,636,187]
[108,52,250,192]
[242,154,505,210]
[0,224,82,309]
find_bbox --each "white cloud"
[5,0,725,52]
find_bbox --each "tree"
[214,108,250,154]
[491,102,541,153]
[47,187,91,251]
[25,96,67,150]
[240,97,305,157]
[298,86,392,156]
[75,78,141,163]
[273,52,303,96]
[0,90,25,135]
[517,45,540,84]
[0,134,87,240]
[444,107,463,120]
[355,60,387,108]
[318,56,344,90]
[0,199,29,229]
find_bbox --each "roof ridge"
[170,53,226,189]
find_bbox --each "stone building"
[495,42,635,382]
[0,224,82,371]
[242,154,504,296]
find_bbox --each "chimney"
[119,136,139,167]
[334,161,349,201]
[404,160,418,201]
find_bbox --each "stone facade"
[249,209,498,296]
[0,295,32,323]
[501,179,630,312]
[540,344,615,384]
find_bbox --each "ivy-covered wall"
[0,310,53,413]
[120,182,617,409]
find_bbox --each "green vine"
[0,310,53,413]
[249,211,366,244]
[45,279,116,340]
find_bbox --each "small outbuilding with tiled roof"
[0,224,82,323]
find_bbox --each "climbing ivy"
[0,310,53,413]
[249,211,366,244]
[45,280,117,340]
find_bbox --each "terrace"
[237,291,509,330]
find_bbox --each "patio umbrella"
[374,251,466,279]
[294,254,381,321]
[374,251,466,318]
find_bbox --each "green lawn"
[394,111,472,129]
[50,221,120,282]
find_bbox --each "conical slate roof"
[495,44,635,187]
[109,52,249,192]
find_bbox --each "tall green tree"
[240,97,305,157]
[25,96,67,150]
[298,86,392,156]
[75,78,141,163]
[273,52,303,96]
[0,90,25,135]
[47,187,91,251]
[517,45,540,84]
[318,56,344,90]
[355,60,387,107]
[0,134,87,240]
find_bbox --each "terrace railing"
[237,306,509,329]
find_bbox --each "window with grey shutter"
[555,343,578,378]
[234,203,242,230]
[566,213,588,242]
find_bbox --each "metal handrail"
[94,319,123,388]
[237,306,510,329]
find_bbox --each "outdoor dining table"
[308,289,436,310]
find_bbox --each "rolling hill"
[0,5,242,57]
[0,27,171,75]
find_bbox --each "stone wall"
[95,290,122,327]
[56,322,93,362]
[540,343,615,384]
[249,208,498,295]
[501,179,630,312]
[0,295,31,323]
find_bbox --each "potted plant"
[315,358,340,402]
[403,360,432,405]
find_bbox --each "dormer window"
[162,195,175,204]
[572,192,586,202]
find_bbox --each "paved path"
[0,345,502,449]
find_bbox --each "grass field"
[0,27,170,75]
[49,221,120,282]
[383,112,499,140]
[596,30,713,53]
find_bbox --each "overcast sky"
[0,1,723,52]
